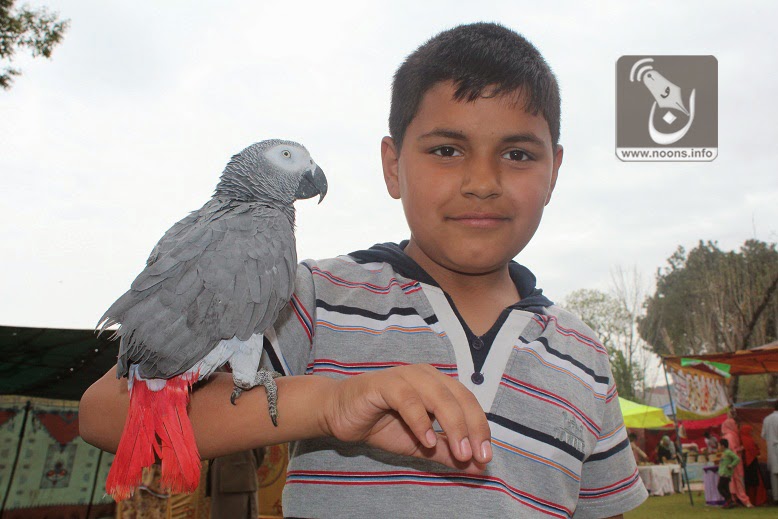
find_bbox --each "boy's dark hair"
[389,22,561,151]
[720,438,729,448]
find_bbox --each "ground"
[625,492,775,518]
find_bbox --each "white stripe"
[514,340,610,397]
[478,311,532,411]
[317,306,433,332]
[420,283,477,401]
[591,425,627,455]
[490,421,582,478]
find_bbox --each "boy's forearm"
[79,366,336,459]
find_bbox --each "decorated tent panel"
[0,395,114,518]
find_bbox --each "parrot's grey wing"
[103,201,297,379]
[145,210,200,267]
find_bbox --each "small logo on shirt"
[555,411,585,452]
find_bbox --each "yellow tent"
[619,397,673,429]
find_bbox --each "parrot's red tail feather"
[105,374,201,501]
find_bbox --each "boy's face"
[381,81,563,276]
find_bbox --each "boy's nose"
[461,157,502,199]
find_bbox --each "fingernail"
[481,440,492,461]
[426,429,437,447]
[460,438,472,458]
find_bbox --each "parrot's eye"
[282,150,291,158]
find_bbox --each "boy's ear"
[381,136,401,200]
[545,144,564,206]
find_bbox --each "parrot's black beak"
[295,165,328,203]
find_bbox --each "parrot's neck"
[214,181,296,228]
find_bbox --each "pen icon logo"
[616,55,717,162]
[630,58,695,145]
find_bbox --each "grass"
[625,492,776,518]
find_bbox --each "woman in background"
[721,414,754,507]
[740,423,768,506]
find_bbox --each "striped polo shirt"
[261,243,648,518]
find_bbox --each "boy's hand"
[320,364,492,472]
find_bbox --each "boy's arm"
[79,363,493,469]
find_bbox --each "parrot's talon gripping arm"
[258,369,282,427]
[230,387,243,405]
[230,369,282,427]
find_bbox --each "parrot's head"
[215,139,327,205]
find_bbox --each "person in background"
[206,448,265,519]
[717,438,740,509]
[740,423,768,506]
[722,413,754,507]
[657,435,678,464]
[630,432,649,464]
[762,400,778,503]
[704,428,720,453]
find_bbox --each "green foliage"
[564,287,646,401]
[0,0,68,89]
[638,239,778,357]
[609,348,639,401]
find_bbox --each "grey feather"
[100,140,326,381]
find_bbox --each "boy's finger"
[444,379,492,463]
[404,370,473,462]
[381,384,438,449]
[412,433,488,474]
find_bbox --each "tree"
[638,239,778,357]
[0,0,68,89]
[564,283,650,401]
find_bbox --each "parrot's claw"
[230,387,243,405]
[255,369,282,427]
[230,369,282,426]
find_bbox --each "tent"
[664,341,778,376]
[619,397,673,428]
[0,325,118,519]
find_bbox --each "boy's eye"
[432,146,462,157]
[503,149,531,161]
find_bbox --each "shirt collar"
[348,241,553,313]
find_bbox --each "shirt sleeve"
[259,261,316,377]
[573,377,648,518]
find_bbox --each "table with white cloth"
[637,464,680,496]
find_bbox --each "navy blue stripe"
[262,336,286,375]
[316,299,431,323]
[585,437,630,462]
[520,336,610,384]
[487,412,585,461]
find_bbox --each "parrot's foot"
[230,369,282,427]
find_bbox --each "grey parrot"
[98,139,327,500]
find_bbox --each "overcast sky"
[2,0,776,341]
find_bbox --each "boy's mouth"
[447,212,510,229]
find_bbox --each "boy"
[717,438,739,508]
[80,23,647,518]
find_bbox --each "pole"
[663,358,694,506]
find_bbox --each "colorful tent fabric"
[0,395,115,518]
[619,397,673,428]
[665,342,778,376]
